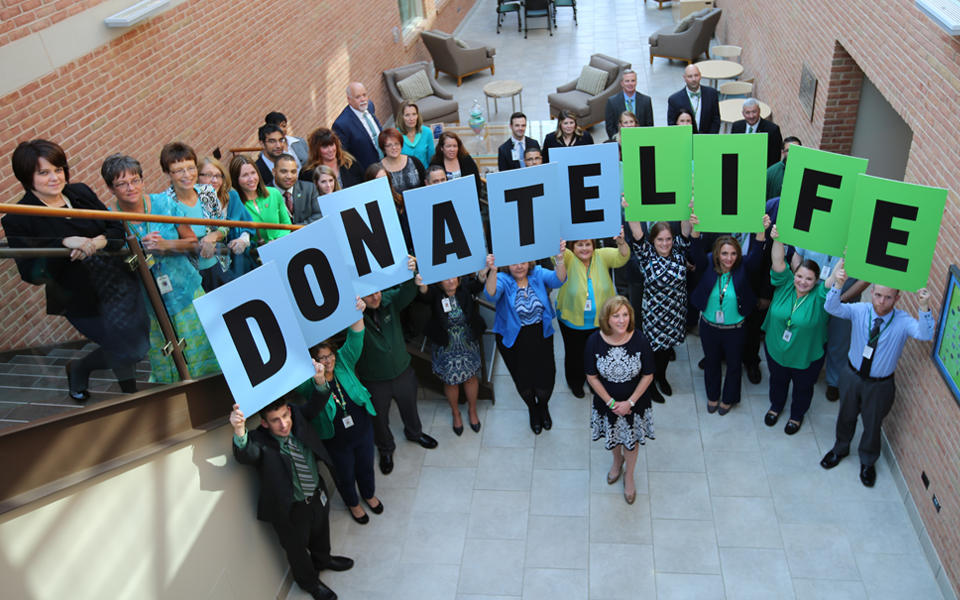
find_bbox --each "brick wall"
[720,1,960,593]
[0,0,475,350]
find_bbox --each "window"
[398,0,424,33]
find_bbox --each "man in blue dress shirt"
[819,261,933,487]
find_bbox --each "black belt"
[301,489,325,505]
[848,361,893,382]
[701,315,744,330]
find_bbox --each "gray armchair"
[648,7,722,64]
[420,30,496,87]
[383,61,460,124]
[547,54,631,129]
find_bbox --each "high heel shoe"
[607,464,623,485]
[349,507,369,524]
[363,497,384,515]
[469,420,481,433]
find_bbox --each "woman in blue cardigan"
[483,246,567,434]
[689,212,769,414]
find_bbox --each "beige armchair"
[547,54,632,129]
[648,7,722,64]
[382,61,460,124]
[420,30,496,87]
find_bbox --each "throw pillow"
[396,70,433,102]
[576,65,608,96]
[675,13,697,32]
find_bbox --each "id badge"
[584,298,593,312]
[781,330,793,343]
[441,297,453,313]
[511,147,520,161]
[320,491,328,506]
[156,274,173,294]
[862,346,874,360]
[342,415,354,428]
[714,310,724,324]
[820,266,831,281]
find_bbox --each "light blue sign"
[257,216,364,347]
[551,144,622,241]
[319,177,412,296]
[403,175,488,285]
[193,261,314,416]
[486,162,564,266]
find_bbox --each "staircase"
[0,344,156,430]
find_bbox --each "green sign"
[844,174,947,291]
[692,133,766,233]
[621,126,692,222]
[776,145,868,256]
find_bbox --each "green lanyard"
[784,292,809,330]
[867,312,893,346]
[329,378,348,414]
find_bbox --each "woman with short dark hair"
[429,131,480,193]
[378,127,426,193]
[585,295,656,505]
[3,140,150,402]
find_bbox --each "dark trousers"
[558,321,596,392]
[363,366,422,455]
[742,305,767,367]
[653,349,671,381]
[833,365,896,466]
[324,424,376,507]
[766,347,825,421]
[68,346,138,392]
[272,484,331,593]
[699,317,746,405]
[497,324,556,404]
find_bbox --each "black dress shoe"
[784,419,802,435]
[860,464,876,487]
[746,363,762,384]
[364,497,384,514]
[379,452,394,475]
[470,420,481,433]
[649,386,665,404]
[826,386,839,401]
[453,424,463,436]
[309,581,337,600]
[349,509,369,525]
[406,433,439,449]
[820,450,847,470]
[525,402,542,434]
[707,401,719,414]
[65,362,90,403]
[764,411,780,427]
[698,357,706,370]
[656,377,672,396]
[717,403,732,415]
[570,385,585,398]
[540,403,552,430]
[320,556,354,572]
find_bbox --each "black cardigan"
[1,183,128,316]
[419,276,486,348]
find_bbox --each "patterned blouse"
[515,285,544,325]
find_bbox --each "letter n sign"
[843,174,947,291]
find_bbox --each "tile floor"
[289,1,946,598]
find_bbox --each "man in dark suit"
[332,82,383,171]
[497,112,540,171]
[266,111,310,167]
[605,69,653,139]
[256,123,288,188]
[272,154,323,225]
[667,64,721,134]
[231,374,354,600]
[731,98,783,167]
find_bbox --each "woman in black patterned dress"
[627,219,693,401]
[585,296,655,505]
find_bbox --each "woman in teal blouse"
[229,155,291,245]
[308,298,383,524]
[396,101,435,167]
[763,225,832,434]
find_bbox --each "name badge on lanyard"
[781,330,792,343]
[714,310,725,324]
[584,298,592,312]
[442,297,453,313]
[342,415,354,428]
[862,346,874,360]
[156,274,173,294]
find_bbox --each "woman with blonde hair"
[197,155,255,278]
[585,296,656,504]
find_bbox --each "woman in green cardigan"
[763,225,833,434]
[555,228,630,397]
[307,297,383,524]
[229,155,291,245]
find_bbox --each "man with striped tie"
[231,360,353,600]
[819,262,934,488]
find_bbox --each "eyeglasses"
[316,354,335,362]
[170,166,198,177]
[113,177,142,190]
[383,142,401,149]
[199,172,223,181]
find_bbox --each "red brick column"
[819,42,863,155]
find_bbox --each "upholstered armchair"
[547,54,631,129]
[382,61,460,124]
[420,30,496,87]
[648,7,722,64]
